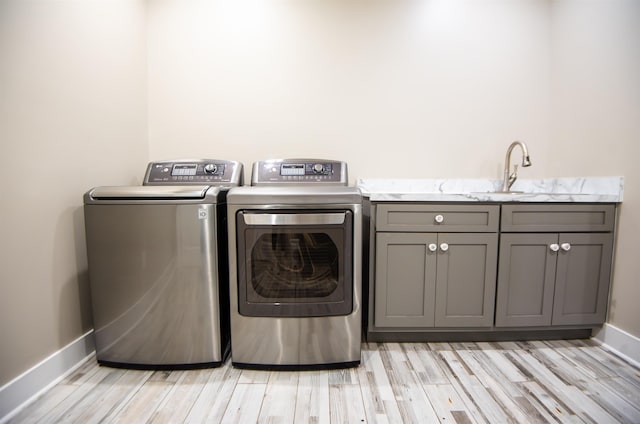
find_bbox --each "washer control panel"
[252,159,347,186]
[144,159,243,186]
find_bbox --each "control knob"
[204,163,218,174]
[313,163,325,174]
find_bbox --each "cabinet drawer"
[376,204,499,232]
[501,204,615,232]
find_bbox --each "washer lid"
[87,185,213,200]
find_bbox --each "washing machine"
[83,159,243,369]
[227,159,362,369]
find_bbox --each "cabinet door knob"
[561,242,571,251]
[440,243,449,252]
[434,214,444,223]
[550,243,560,252]
[428,243,437,252]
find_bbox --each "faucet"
[501,141,532,192]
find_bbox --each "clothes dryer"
[228,159,362,369]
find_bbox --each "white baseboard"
[0,330,95,424]
[592,323,640,369]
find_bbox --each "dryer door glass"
[237,210,353,317]
[251,232,340,299]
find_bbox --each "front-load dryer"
[227,159,362,369]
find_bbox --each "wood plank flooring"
[8,339,640,423]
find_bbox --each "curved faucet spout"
[502,141,532,192]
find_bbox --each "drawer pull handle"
[440,243,449,252]
[561,243,571,251]
[428,243,438,252]
[550,243,560,252]
[434,214,445,223]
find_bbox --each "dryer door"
[236,210,354,317]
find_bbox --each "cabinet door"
[552,233,613,325]
[496,233,557,327]
[434,233,498,327]
[374,233,437,327]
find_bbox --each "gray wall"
[0,1,147,385]
[1,0,638,388]
[547,0,640,336]
[147,0,640,336]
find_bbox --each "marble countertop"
[356,177,624,203]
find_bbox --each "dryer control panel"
[252,159,347,186]
[144,159,243,186]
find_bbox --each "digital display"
[172,164,197,176]
[281,164,305,176]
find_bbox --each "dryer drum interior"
[253,233,339,297]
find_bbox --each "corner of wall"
[592,323,640,369]
[0,332,95,423]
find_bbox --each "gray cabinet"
[496,204,615,327]
[373,204,498,328]
[368,201,617,340]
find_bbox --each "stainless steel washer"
[83,159,243,369]
[228,159,362,369]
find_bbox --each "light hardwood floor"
[8,339,640,423]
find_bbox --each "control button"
[162,167,169,173]
[313,163,325,174]
[204,163,218,174]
